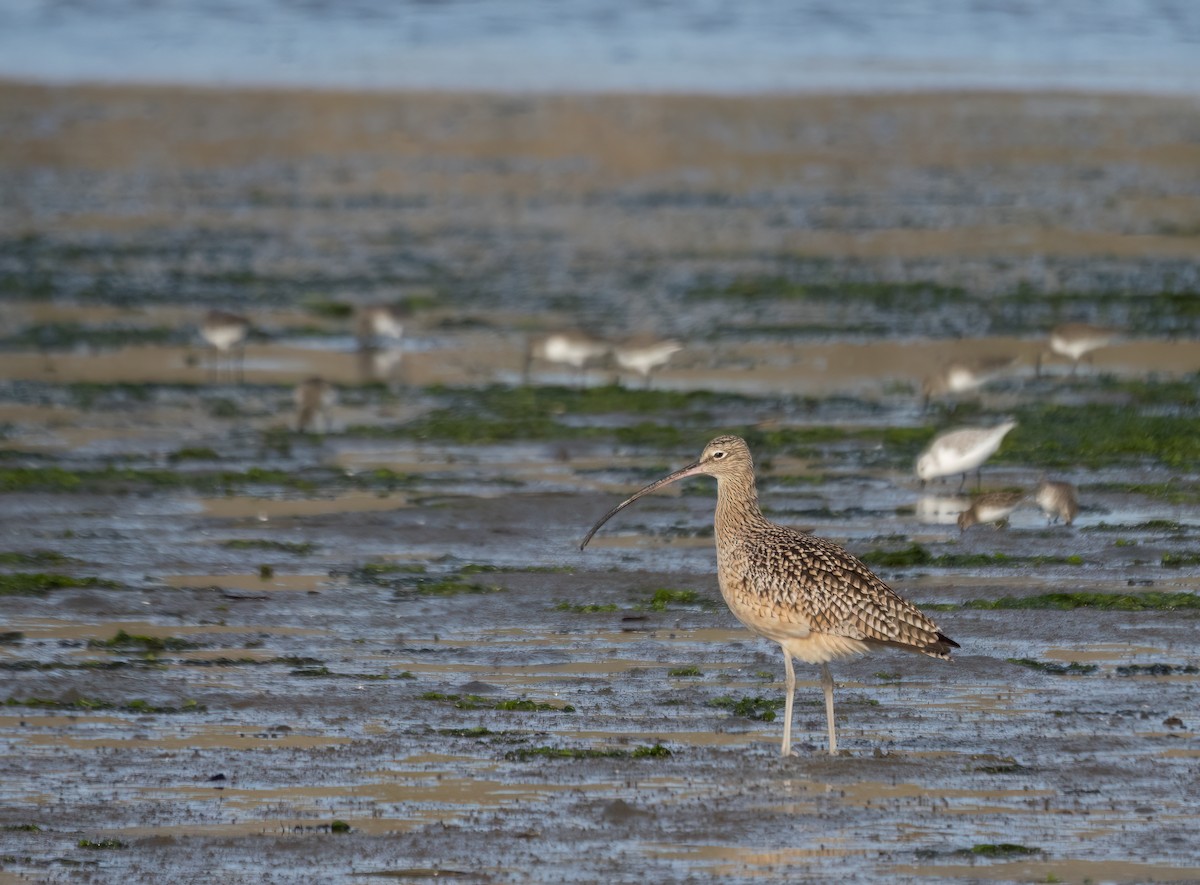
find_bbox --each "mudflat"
[1,81,1199,883]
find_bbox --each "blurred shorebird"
[294,376,336,433]
[956,490,1025,531]
[355,304,407,349]
[200,309,250,383]
[916,421,1017,492]
[1037,323,1118,377]
[524,332,609,386]
[581,435,958,756]
[612,338,682,388]
[1036,479,1079,526]
[355,304,408,384]
[922,355,1016,409]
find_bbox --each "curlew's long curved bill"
[579,460,706,551]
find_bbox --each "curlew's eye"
[711,450,726,460]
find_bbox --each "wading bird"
[580,436,958,755]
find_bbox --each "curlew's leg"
[781,647,795,757]
[821,663,837,755]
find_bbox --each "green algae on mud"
[5,696,205,714]
[77,839,127,850]
[419,692,576,714]
[221,539,317,555]
[643,588,714,611]
[0,550,79,566]
[963,591,1200,611]
[1001,401,1200,470]
[1007,658,1099,675]
[0,464,418,495]
[0,572,120,596]
[88,630,199,652]
[709,695,785,722]
[505,743,671,761]
[860,544,1083,569]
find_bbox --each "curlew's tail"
[871,630,959,660]
[924,632,960,660]
[931,628,960,657]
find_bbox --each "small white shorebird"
[294,376,336,433]
[581,436,958,756]
[916,421,1017,491]
[355,304,407,348]
[200,309,250,383]
[922,355,1016,409]
[355,304,408,384]
[612,338,683,388]
[956,490,1026,531]
[524,332,610,385]
[1037,323,1118,377]
[1036,478,1079,526]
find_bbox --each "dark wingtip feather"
[927,631,960,658]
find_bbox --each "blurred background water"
[1,0,1198,93]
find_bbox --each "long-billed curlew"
[1035,478,1078,526]
[200,309,250,383]
[1036,322,1118,377]
[916,421,1017,492]
[580,435,958,756]
[956,490,1025,532]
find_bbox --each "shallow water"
[2,0,1200,92]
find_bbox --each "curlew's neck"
[713,463,769,541]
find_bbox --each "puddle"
[197,492,409,520]
[3,618,326,640]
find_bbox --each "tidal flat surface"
[0,84,1199,883]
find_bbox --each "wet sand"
[1,81,1199,883]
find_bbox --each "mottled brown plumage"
[956,490,1026,532]
[581,435,958,756]
[1036,479,1078,526]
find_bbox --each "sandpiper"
[200,309,250,383]
[1037,323,1118,376]
[1035,479,1078,526]
[524,332,610,385]
[612,338,682,388]
[957,490,1026,531]
[916,421,1017,491]
[294,376,336,433]
[355,304,408,383]
[355,304,408,348]
[922,354,1016,408]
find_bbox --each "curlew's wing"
[747,527,956,658]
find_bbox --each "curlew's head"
[579,435,753,550]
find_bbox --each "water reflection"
[915,494,969,526]
[199,309,250,384]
